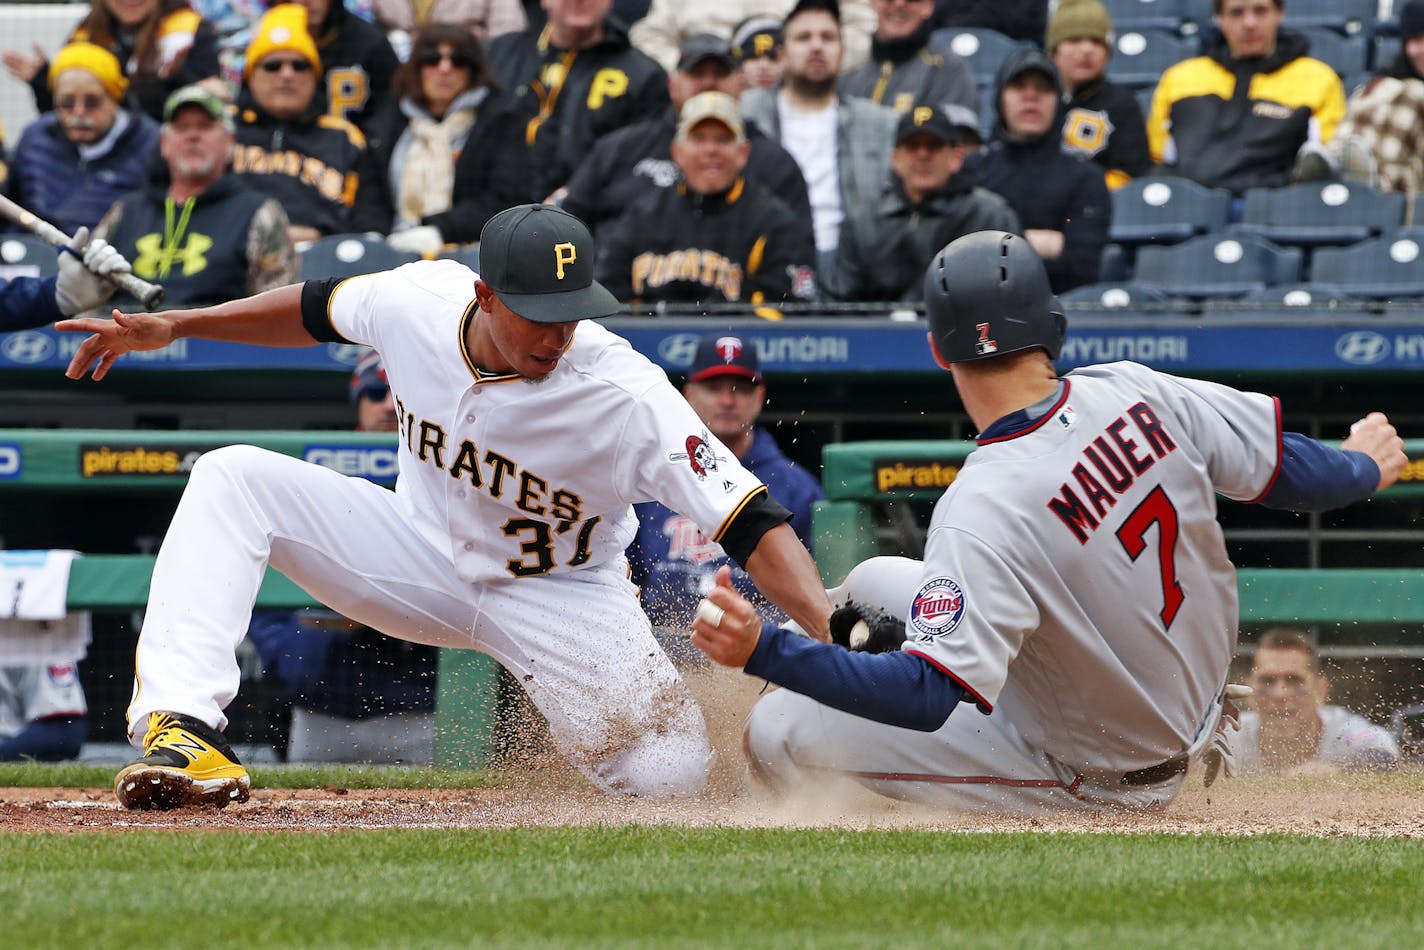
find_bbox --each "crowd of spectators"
[4,0,1423,305]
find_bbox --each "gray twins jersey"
[0,664,86,739]
[904,361,1280,775]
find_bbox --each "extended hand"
[56,311,178,381]
[690,565,764,669]
[1341,412,1406,490]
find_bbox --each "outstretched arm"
[57,283,314,381]
[742,522,832,643]
[1260,413,1406,511]
[692,566,962,731]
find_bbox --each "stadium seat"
[1107,29,1200,88]
[1297,27,1369,78]
[0,234,60,280]
[1061,280,1190,316]
[1234,182,1405,247]
[437,244,481,272]
[299,234,420,281]
[1132,232,1303,298]
[1100,0,1189,35]
[1201,282,1375,317]
[1374,34,1401,72]
[1109,176,1234,247]
[930,28,1022,87]
[1308,232,1424,299]
[1282,0,1377,37]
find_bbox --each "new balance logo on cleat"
[113,712,251,810]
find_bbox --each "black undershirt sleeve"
[719,490,794,567]
[300,278,354,344]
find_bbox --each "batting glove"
[386,225,444,257]
[55,227,126,316]
[1202,684,1252,788]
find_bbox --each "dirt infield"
[5,668,1422,836]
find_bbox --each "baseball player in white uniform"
[692,230,1406,814]
[58,204,832,810]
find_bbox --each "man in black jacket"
[973,47,1110,294]
[95,84,298,310]
[827,103,1017,302]
[557,32,810,237]
[490,0,669,202]
[595,91,816,309]
[841,0,977,115]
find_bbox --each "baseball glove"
[829,602,907,654]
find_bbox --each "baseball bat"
[0,193,164,310]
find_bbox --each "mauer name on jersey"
[396,398,585,523]
[1047,401,1178,544]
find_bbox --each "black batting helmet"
[922,230,1067,363]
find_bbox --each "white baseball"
[849,619,871,650]
[695,599,725,629]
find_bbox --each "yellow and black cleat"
[114,712,251,810]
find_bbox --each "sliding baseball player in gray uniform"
[692,230,1405,813]
[59,204,830,809]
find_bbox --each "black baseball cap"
[478,204,621,323]
[895,104,957,147]
[678,33,737,72]
[688,335,762,383]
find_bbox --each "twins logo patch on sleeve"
[909,578,967,637]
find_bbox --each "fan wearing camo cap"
[58,203,832,810]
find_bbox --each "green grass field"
[5,764,1423,948]
[3,825,1422,948]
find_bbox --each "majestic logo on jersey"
[554,242,576,279]
[668,433,726,480]
[909,578,966,636]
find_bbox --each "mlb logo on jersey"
[47,664,78,687]
[909,577,966,636]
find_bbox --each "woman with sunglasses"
[3,0,221,122]
[371,24,529,256]
[230,4,390,243]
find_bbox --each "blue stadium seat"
[1132,232,1304,298]
[1201,282,1375,317]
[1100,0,1189,35]
[1374,34,1402,72]
[299,234,420,281]
[1109,176,1233,247]
[930,28,1022,87]
[437,244,481,272]
[1234,182,1405,247]
[1309,232,1424,299]
[1061,280,1190,316]
[1298,26,1370,78]
[1107,29,1200,88]
[1282,0,1377,37]
[0,234,60,280]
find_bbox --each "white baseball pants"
[744,557,1185,813]
[129,445,713,797]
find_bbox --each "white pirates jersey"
[903,361,1281,774]
[321,260,768,584]
[1229,707,1402,773]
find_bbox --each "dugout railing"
[6,428,1424,767]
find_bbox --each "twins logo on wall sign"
[909,577,967,636]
